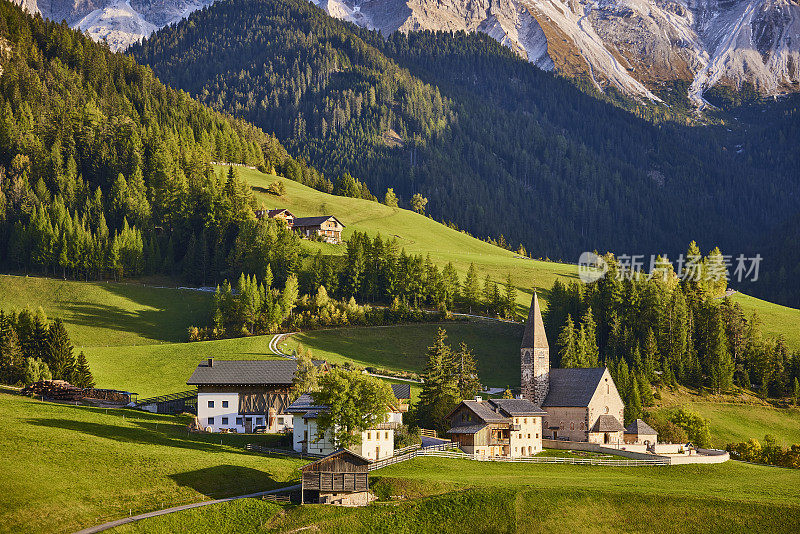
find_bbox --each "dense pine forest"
[0,1,326,283]
[543,246,800,420]
[130,0,800,287]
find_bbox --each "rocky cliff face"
[13,0,800,104]
[12,0,213,51]
[313,0,800,105]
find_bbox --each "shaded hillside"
[130,0,800,277]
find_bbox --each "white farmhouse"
[187,358,326,433]
[286,383,410,461]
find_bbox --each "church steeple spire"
[521,291,550,406]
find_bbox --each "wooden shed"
[300,449,372,505]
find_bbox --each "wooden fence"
[245,444,325,460]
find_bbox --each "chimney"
[474,395,483,402]
[207,358,213,367]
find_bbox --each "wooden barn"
[300,449,373,506]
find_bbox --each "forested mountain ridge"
[131,0,800,292]
[0,0,323,284]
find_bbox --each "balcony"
[509,424,521,432]
[490,438,510,446]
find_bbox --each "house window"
[571,422,575,430]
[580,422,585,430]
[236,417,243,426]
[222,417,229,425]
[222,400,229,408]
[605,406,609,414]
[536,433,539,438]
[528,434,531,439]
[367,432,371,440]
[208,401,214,408]
[523,418,527,424]
[385,432,389,440]
[560,421,564,429]
[277,417,284,425]
[255,417,263,426]
[208,417,214,425]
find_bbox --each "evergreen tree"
[416,328,459,433]
[0,315,23,384]
[557,315,578,368]
[72,351,95,388]
[626,377,642,425]
[793,377,799,406]
[452,342,481,399]
[462,263,480,313]
[577,307,599,367]
[503,274,517,319]
[383,188,398,207]
[47,318,75,381]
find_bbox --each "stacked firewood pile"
[22,380,84,401]
[84,389,131,403]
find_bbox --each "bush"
[266,180,286,195]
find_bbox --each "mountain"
[130,0,800,281]
[311,0,800,107]
[12,0,214,50]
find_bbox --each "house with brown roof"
[300,449,373,506]
[624,418,658,445]
[521,293,627,445]
[446,396,547,458]
[292,215,345,244]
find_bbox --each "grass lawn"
[118,457,800,533]
[282,319,524,388]
[655,387,800,446]
[0,274,212,347]
[731,292,800,349]
[0,392,303,534]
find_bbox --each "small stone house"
[187,358,323,433]
[300,449,373,505]
[447,397,547,458]
[286,383,409,461]
[624,418,658,445]
[292,215,345,244]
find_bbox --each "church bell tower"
[521,292,549,406]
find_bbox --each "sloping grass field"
[0,392,302,534]
[282,320,524,388]
[117,457,800,533]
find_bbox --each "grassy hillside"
[282,320,523,388]
[0,393,301,534]
[0,275,212,347]
[118,458,800,533]
[234,165,579,313]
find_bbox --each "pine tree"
[642,328,659,381]
[72,351,95,388]
[626,378,642,425]
[577,307,599,367]
[453,342,481,399]
[463,263,479,313]
[793,378,799,406]
[416,328,459,433]
[503,273,517,319]
[558,315,578,368]
[0,315,23,384]
[47,319,75,381]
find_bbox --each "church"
[521,293,626,445]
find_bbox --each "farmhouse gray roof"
[542,367,607,407]
[292,215,344,227]
[446,423,488,435]
[186,359,324,386]
[521,292,548,349]
[461,399,509,423]
[625,419,658,436]
[489,398,548,416]
[590,414,625,433]
[390,383,411,400]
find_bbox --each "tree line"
[544,243,800,413]
[0,308,94,388]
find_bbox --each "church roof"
[542,367,607,407]
[521,292,548,349]
[590,414,625,432]
[625,419,658,436]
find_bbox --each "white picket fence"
[369,446,669,470]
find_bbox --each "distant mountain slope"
[309,0,800,106]
[131,0,800,276]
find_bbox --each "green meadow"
[117,457,800,533]
[0,392,301,534]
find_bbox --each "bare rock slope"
[315,0,800,105]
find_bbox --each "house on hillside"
[255,208,295,227]
[292,215,345,244]
[286,383,409,460]
[521,293,626,445]
[300,449,373,505]
[446,396,547,458]
[187,358,326,433]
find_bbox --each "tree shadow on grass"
[25,417,273,455]
[170,465,286,499]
